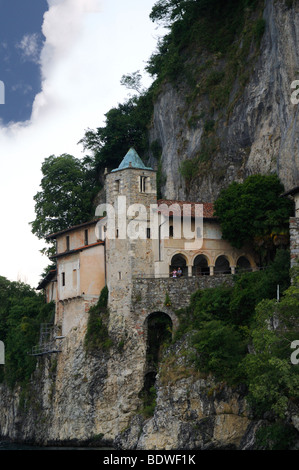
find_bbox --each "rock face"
[149,0,299,202]
[115,339,258,451]
[2,0,299,450]
[0,328,261,449]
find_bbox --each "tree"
[149,0,222,26]
[0,276,54,387]
[242,274,299,419]
[214,174,294,264]
[120,70,145,95]
[79,94,153,174]
[30,154,100,256]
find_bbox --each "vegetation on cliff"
[84,286,112,353]
[172,249,299,442]
[0,276,54,388]
[30,0,268,250]
[214,174,294,264]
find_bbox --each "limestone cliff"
[149,0,299,202]
[2,0,299,451]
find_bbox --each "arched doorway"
[192,254,210,276]
[146,312,173,368]
[170,254,187,277]
[236,256,252,273]
[215,255,231,274]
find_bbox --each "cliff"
[149,0,299,202]
[0,327,264,449]
[1,0,299,451]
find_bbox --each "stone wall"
[131,275,234,334]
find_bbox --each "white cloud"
[0,0,162,288]
[16,33,41,63]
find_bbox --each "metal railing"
[29,323,65,357]
[132,266,264,280]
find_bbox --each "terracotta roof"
[46,219,102,240]
[50,241,104,260]
[37,269,57,290]
[157,200,217,219]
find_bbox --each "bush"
[84,286,112,353]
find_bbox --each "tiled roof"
[46,219,101,240]
[50,241,104,259]
[157,200,217,219]
[111,147,153,172]
[37,269,57,290]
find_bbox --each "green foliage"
[191,320,247,384]
[30,153,100,257]
[253,17,266,45]
[147,0,262,84]
[174,249,291,388]
[241,275,299,418]
[84,286,112,353]
[79,93,154,175]
[256,423,298,450]
[140,385,157,419]
[0,276,55,388]
[214,174,293,263]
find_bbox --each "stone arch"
[236,255,252,273]
[170,253,188,277]
[214,254,231,274]
[192,254,210,276]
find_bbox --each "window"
[84,229,88,246]
[118,272,122,280]
[62,272,65,286]
[115,179,120,193]
[147,228,151,239]
[66,236,70,251]
[140,176,147,193]
[169,225,174,238]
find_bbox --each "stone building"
[38,147,257,338]
[38,219,105,336]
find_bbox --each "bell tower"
[102,148,157,336]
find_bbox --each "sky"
[0,0,164,288]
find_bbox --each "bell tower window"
[140,176,147,193]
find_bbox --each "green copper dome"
[111,148,153,172]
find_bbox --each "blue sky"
[0,0,164,288]
[0,0,47,123]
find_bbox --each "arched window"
[215,255,231,274]
[192,254,209,276]
[236,256,252,273]
[170,254,187,277]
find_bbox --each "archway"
[170,253,187,277]
[192,254,210,276]
[146,312,173,368]
[215,255,231,274]
[236,256,252,273]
